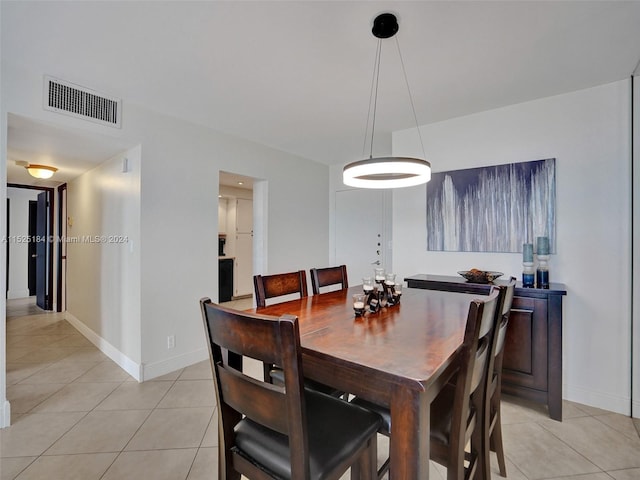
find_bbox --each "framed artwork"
[426,158,556,253]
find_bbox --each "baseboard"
[141,348,209,381]
[0,399,11,428]
[564,383,631,416]
[7,289,30,300]
[65,312,142,382]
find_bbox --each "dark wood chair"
[254,269,342,396]
[483,276,516,479]
[310,265,349,294]
[253,270,308,308]
[200,298,381,480]
[352,288,501,480]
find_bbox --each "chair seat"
[351,384,456,445]
[235,389,382,480]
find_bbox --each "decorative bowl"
[457,270,504,284]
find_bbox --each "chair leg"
[490,408,507,477]
[351,436,377,480]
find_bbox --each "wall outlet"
[167,335,175,349]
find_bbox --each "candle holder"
[522,243,535,288]
[392,281,402,304]
[536,236,550,289]
[353,293,366,316]
[384,273,397,306]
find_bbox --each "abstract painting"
[426,158,556,253]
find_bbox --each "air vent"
[44,76,122,128]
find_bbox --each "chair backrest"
[309,265,348,295]
[448,287,500,474]
[253,270,308,308]
[493,276,516,370]
[200,298,310,478]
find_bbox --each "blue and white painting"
[426,158,556,253]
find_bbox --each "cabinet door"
[236,198,253,234]
[235,233,253,297]
[502,296,548,391]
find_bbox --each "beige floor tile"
[543,474,614,480]
[56,347,109,364]
[6,362,50,385]
[14,453,117,480]
[74,361,133,383]
[156,380,216,408]
[6,383,66,413]
[9,335,66,348]
[503,422,600,479]
[186,447,217,480]
[101,449,197,480]
[179,360,213,380]
[608,468,640,479]
[49,334,94,347]
[147,369,184,382]
[569,401,615,417]
[5,347,39,363]
[593,413,640,441]
[200,409,218,447]
[10,346,79,364]
[125,407,212,451]
[540,416,640,471]
[17,361,99,385]
[31,382,120,413]
[0,412,85,457]
[0,457,36,480]
[500,395,551,424]
[95,380,173,410]
[488,452,529,480]
[46,409,152,455]
[30,320,79,336]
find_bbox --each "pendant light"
[343,13,431,189]
[26,164,58,179]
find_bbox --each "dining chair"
[352,288,500,480]
[483,276,516,479]
[200,298,381,480]
[310,265,349,294]
[253,270,308,308]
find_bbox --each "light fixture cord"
[368,39,383,159]
[395,36,427,159]
[362,39,382,159]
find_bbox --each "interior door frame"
[7,183,55,310]
[56,183,66,312]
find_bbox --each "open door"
[35,191,48,310]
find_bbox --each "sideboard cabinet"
[405,274,567,421]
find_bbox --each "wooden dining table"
[251,285,481,479]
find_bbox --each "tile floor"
[2,297,640,480]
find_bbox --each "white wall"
[135,109,329,379]
[392,80,633,415]
[65,146,142,378]
[6,187,39,299]
[1,62,330,408]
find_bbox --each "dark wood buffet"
[405,274,567,421]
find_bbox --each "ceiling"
[3,1,640,185]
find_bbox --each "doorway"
[6,184,55,311]
[219,171,256,302]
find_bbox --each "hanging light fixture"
[25,164,58,179]
[343,12,431,189]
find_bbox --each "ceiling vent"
[43,75,122,128]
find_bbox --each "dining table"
[251,285,481,479]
